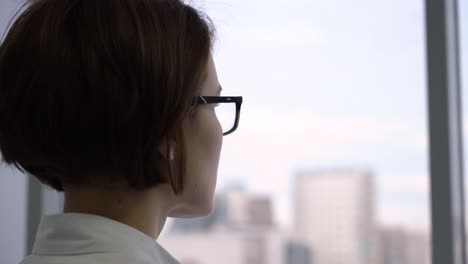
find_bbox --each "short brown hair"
[0,0,215,194]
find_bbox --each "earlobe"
[158,141,176,161]
[169,145,175,160]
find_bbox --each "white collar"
[32,213,179,263]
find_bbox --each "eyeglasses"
[196,96,243,136]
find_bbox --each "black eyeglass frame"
[196,96,243,136]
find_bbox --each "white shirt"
[19,213,180,264]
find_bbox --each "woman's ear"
[158,141,176,161]
[169,144,175,160]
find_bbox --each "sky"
[201,0,468,231]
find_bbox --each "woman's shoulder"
[19,243,180,264]
[18,251,173,264]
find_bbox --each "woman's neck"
[62,185,175,240]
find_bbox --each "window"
[159,1,431,264]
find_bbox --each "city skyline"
[161,169,430,264]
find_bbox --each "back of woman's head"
[0,0,215,194]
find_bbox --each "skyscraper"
[226,189,274,228]
[378,227,430,264]
[284,241,313,264]
[294,169,377,264]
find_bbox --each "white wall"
[0,166,27,263]
[0,1,29,263]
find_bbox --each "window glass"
[159,1,431,264]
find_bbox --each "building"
[247,196,274,226]
[284,241,313,264]
[378,227,430,264]
[294,169,377,264]
[226,189,273,228]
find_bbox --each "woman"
[0,0,242,263]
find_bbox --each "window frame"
[426,0,467,263]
